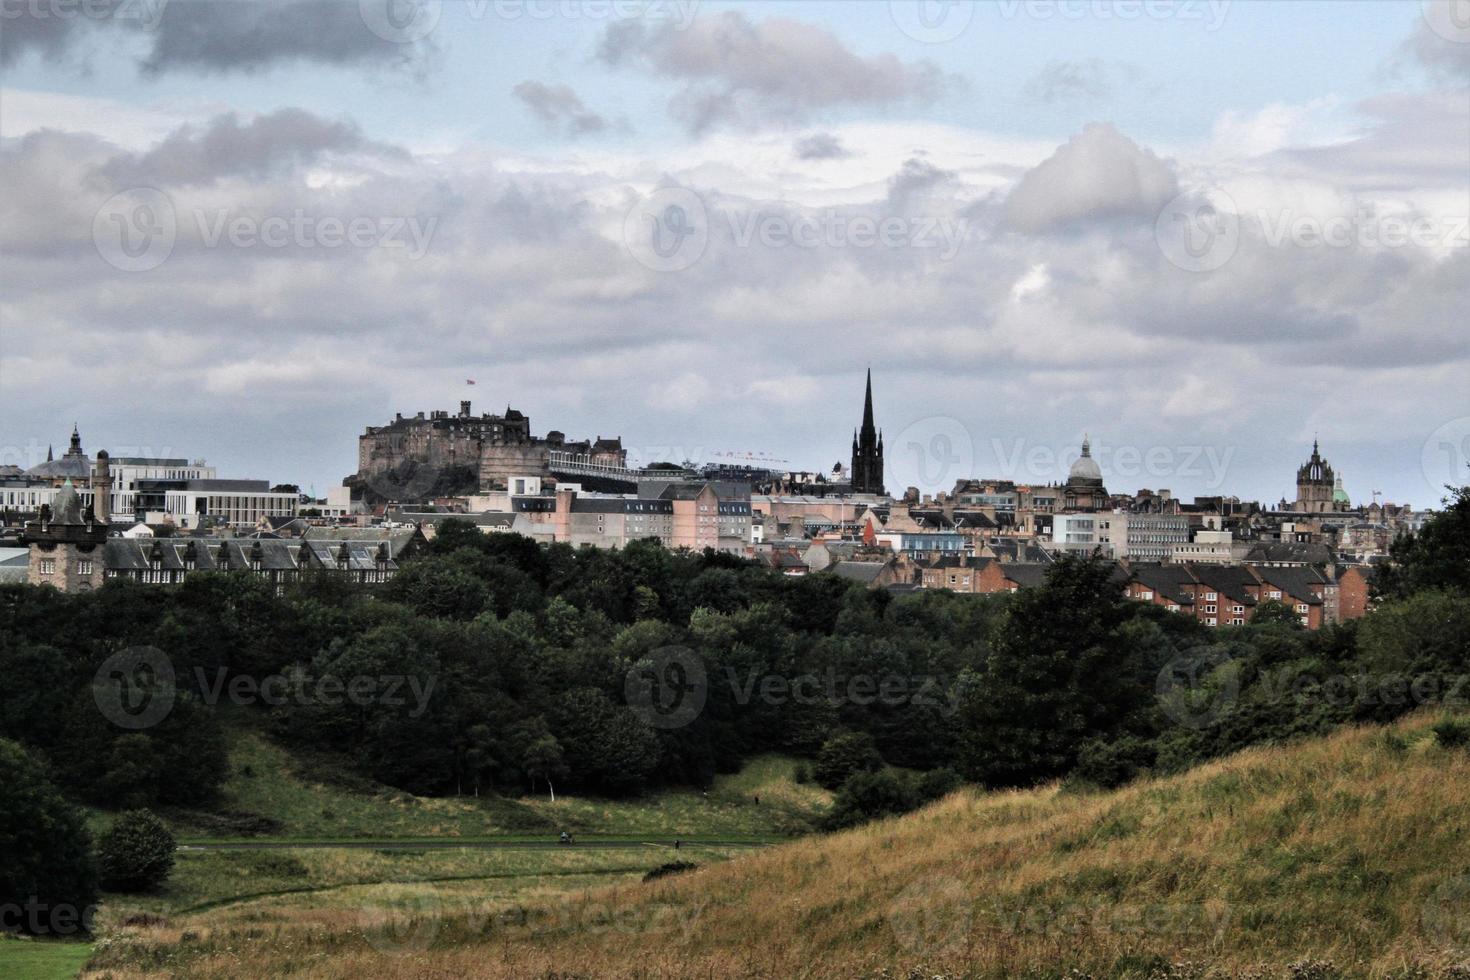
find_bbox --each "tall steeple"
[850,369,884,495]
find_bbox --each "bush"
[98,810,176,892]
[0,739,98,935]
[822,770,918,830]
[1433,718,1470,749]
[643,861,699,882]
[914,767,963,804]
[793,763,812,785]
[814,732,883,790]
[1073,735,1157,789]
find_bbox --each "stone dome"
[1067,436,1103,486]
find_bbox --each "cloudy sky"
[2,0,1467,506]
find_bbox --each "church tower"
[1294,440,1338,513]
[850,370,885,495]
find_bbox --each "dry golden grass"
[86,712,1470,979]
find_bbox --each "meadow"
[78,711,1470,979]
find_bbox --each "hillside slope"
[92,712,1470,979]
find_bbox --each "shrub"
[0,739,98,935]
[822,770,917,830]
[1433,718,1470,749]
[914,767,963,804]
[642,861,699,882]
[98,810,176,892]
[813,732,883,790]
[1073,735,1156,789]
[793,763,812,785]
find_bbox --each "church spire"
[861,368,875,436]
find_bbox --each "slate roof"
[829,560,891,584]
[104,538,399,575]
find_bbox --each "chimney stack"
[93,450,112,526]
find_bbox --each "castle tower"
[22,478,108,592]
[850,369,885,495]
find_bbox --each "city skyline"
[3,1,1467,508]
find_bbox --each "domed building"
[1063,435,1109,512]
[27,425,93,483]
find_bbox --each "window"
[1205,605,1216,614]
[1204,591,1218,601]
[1206,617,1218,626]
[78,559,93,575]
[1296,603,1308,613]
[1232,604,1244,613]
[39,558,55,574]
[1139,590,1154,600]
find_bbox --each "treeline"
[1,488,1466,820]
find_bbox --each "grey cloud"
[1003,123,1178,233]
[1021,58,1141,105]
[97,109,406,188]
[1405,1,1470,81]
[0,0,434,75]
[598,12,954,133]
[792,132,852,160]
[512,81,611,137]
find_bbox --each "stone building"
[21,476,108,591]
[1062,436,1109,512]
[355,400,625,495]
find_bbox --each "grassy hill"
[88,711,1470,978]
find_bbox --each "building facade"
[850,371,884,495]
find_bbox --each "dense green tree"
[97,809,175,892]
[0,739,97,935]
[1374,485,1470,599]
[814,731,884,790]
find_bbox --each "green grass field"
[109,728,828,842]
[0,937,93,980]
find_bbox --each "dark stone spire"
[850,369,884,495]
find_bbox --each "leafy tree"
[98,810,175,892]
[814,731,883,790]
[0,739,97,934]
[1251,598,1302,626]
[1373,485,1470,599]
[823,770,917,830]
[954,555,1153,787]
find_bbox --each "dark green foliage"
[642,861,699,882]
[1433,718,1470,749]
[1373,485,1470,599]
[97,809,176,892]
[1,485,1466,813]
[814,732,884,790]
[0,739,98,935]
[1251,598,1303,626]
[823,770,918,830]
